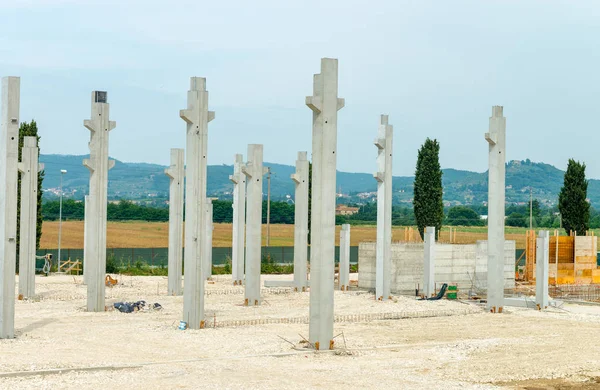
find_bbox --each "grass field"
[40,221,534,249]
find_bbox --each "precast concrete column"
[165,148,184,295]
[536,230,549,310]
[180,77,214,329]
[306,58,345,350]
[374,114,393,301]
[83,195,89,284]
[0,76,20,338]
[292,151,309,291]
[83,91,116,312]
[485,106,506,313]
[229,154,246,285]
[18,136,43,298]
[339,224,350,291]
[242,144,266,306]
[423,226,436,297]
[204,199,213,280]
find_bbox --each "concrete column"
[204,199,213,280]
[536,230,549,310]
[18,136,43,298]
[306,58,345,350]
[485,106,506,313]
[339,224,350,291]
[83,195,89,284]
[165,148,184,295]
[423,226,436,297]
[374,114,393,301]
[180,77,214,329]
[242,144,266,306]
[229,154,246,285]
[292,151,309,291]
[83,91,116,312]
[0,77,20,338]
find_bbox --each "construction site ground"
[2,274,600,389]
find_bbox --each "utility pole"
[529,187,533,230]
[58,169,67,272]
[266,166,271,247]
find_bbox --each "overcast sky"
[1,0,599,177]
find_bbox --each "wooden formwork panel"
[592,270,600,284]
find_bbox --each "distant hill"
[39,155,599,208]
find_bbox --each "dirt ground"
[2,275,600,389]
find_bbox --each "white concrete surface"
[180,77,214,329]
[0,76,20,338]
[423,226,436,298]
[374,114,393,301]
[485,106,506,313]
[339,224,350,291]
[83,91,116,313]
[359,241,516,293]
[306,58,345,350]
[536,230,549,310]
[242,144,266,306]
[229,154,246,286]
[165,148,184,296]
[18,136,42,298]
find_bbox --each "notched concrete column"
[180,77,214,329]
[307,58,344,350]
[165,148,184,296]
[229,154,246,286]
[243,144,266,306]
[0,76,20,338]
[83,90,116,313]
[374,114,393,301]
[485,106,506,313]
[18,136,43,299]
[536,230,549,310]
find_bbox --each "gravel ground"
[2,274,600,389]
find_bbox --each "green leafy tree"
[558,159,590,235]
[17,120,44,255]
[446,206,483,226]
[413,138,444,239]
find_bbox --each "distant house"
[336,205,359,216]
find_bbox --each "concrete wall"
[358,240,515,293]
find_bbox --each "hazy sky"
[1,0,600,177]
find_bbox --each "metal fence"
[36,246,359,268]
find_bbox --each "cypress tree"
[413,138,444,240]
[558,159,589,235]
[17,120,44,255]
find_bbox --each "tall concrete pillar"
[242,144,266,306]
[229,154,246,285]
[0,76,20,338]
[374,114,393,301]
[181,77,214,329]
[292,151,309,291]
[83,91,116,312]
[485,106,506,313]
[339,224,350,291]
[18,136,43,298]
[83,195,89,284]
[423,226,436,297]
[536,230,549,310]
[306,58,345,350]
[165,148,184,295]
[204,199,213,280]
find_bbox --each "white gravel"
[2,274,600,389]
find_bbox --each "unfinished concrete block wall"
[358,241,515,293]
